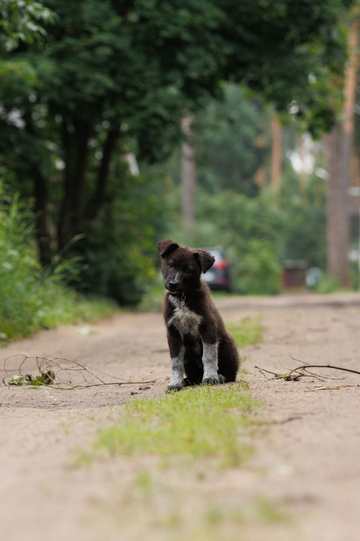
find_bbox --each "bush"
[315,275,341,294]
[278,168,327,269]
[192,190,283,295]
[235,239,282,295]
[0,190,117,342]
[72,174,165,306]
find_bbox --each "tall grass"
[0,192,117,343]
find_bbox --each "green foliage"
[315,274,341,294]
[195,84,270,196]
[190,190,283,295]
[235,239,282,295]
[350,262,359,291]
[278,166,327,268]
[0,0,56,51]
[94,384,258,467]
[0,0,354,305]
[75,173,166,305]
[137,273,165,313]
[7,370,54,386]
[0,189,117,342]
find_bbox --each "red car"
[201,248,234,293]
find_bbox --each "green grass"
[0,191,119,343]
[93,383,259,467]
[0,281,118,344]
[226,316,263,347]
[32,286,118,329]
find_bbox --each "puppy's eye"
[184,267,192,274]
[168,262,174,268]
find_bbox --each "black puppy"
[157,239,239,391]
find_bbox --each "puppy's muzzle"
[168,280,180,293]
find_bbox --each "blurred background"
[1,0,360,336]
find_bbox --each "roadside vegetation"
[0,190,117,343]
[1,0,358,339]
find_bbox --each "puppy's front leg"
[201,341,219,385]
[166,327,185,392]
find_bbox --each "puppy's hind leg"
[217,335,240,383]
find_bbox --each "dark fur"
[157,239,239,391]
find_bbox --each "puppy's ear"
[192,249,215,274]
[157,239,179,258]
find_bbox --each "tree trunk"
[326,15,359,288]
[181,112,196,239]
[69,118,91,233]
[270,111,282,189]
[32,167,52,267]
[57,119,72,250]
[57,118,91,249]
[326,126,351,287]
[255,133,267,190]
[85,127,119,222]
[24,112,52,266]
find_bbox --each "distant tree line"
[0,0,355,301]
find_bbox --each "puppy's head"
[157,239,215,294]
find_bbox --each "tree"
[181,112,196,237]
[0,0,55,51]
[195,84,270,197]
[326,7,360,287]
[0,0,354,273]
[270,112,282,189]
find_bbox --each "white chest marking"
[167,295,203,336]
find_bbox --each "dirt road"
[1,292,360,541]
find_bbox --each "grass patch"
[94,383,259,467]
[226,316,263,347]
[0,281,118,344]
[255,497,288,524]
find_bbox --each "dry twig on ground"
[255,362,360,385]
[1,354,156,390]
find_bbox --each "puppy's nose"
[169,280,179,290]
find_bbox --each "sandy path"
[1,292,360,540]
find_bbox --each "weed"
[135,471,153,494]
[74,451,93,468]
[226,316,263,347]
[256,497,288,524]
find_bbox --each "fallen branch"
[255,365,301,381]
[255,363,360,383]
[1,355,156,390]
[287,364,360,378]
